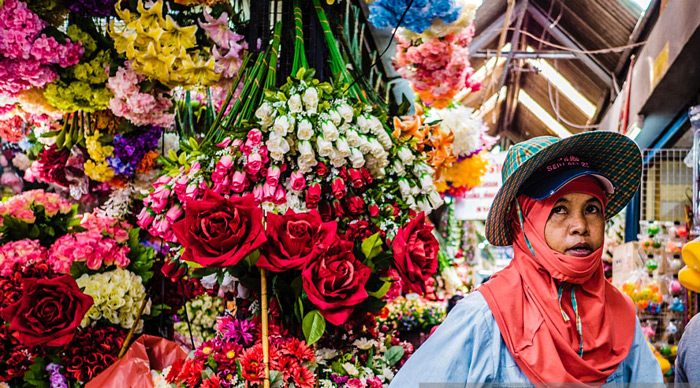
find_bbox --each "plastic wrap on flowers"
[368,0,462,35]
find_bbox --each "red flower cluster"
[61,326,127,382]
[36,145,71,187]
[239,339,315,388]
[305,166,374,223]
[0,325,32,382]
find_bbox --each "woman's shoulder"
[440,290,497,331]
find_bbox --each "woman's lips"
[566,248,592,257]
[566,243,592,257]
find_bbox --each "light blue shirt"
[390,291,663,387]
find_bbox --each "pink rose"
[165,204,183,223]
[253,184,264,202]
[247,129,262,145]
[273,186,286,204]
[262,183,276,202]
[290,171,306,191]
[150,186,171,214]
[245,153,263,175]
[231,171,247,193]
[137,208,154,229]
[266,166,281,187]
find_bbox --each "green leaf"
[23,356,49,388]
[361,233,382,261]
[385,345,404,366]
[359,296,385,313]
[168,149,178,161]
[367,279,391,299]
[70,261,89,279]
[269,370,285,388]
[295,67,306,80]
[177,152,187,166]
[302,310,325,345]
[189,136,199,150]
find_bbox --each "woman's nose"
[569,213,589,235]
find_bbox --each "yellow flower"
[84,160,115,182]
[136,0,166,30]
[162,15,197,50]
[85,133,114,161]
[178,56,220,86]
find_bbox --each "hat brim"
[521,168,615,200]
[485,131,642,246]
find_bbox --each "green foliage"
[302,310,325,345]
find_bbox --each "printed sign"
[454,152,507,220]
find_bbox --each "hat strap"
[516,201,536,257]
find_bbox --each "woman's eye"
[552,206,566,214]
[586,205,601,214]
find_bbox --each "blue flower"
[368,0,463,34]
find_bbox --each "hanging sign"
[454,152,507,220]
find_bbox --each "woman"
[390,132,663,385]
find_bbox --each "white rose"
[298,139,314,157]
[345,129,361,147]
[321,121,339,142]
[349,148,365,168]
[255,103,274,128]
[200,273,218,289]
[287,94,303,113]
[328,109,342,126]
[420,173,435,193]
[335,137,350,157]
[330,157,346,168]
[337,103,354,124]
[398,179,412,199]
[297,118,314,140]
[398,147,415,165]
[356,115,371,133]
[368,138,384,158]
[316,135,333,157]
[411,185,421,196]
[392,159,405,176]
[266,134,290,155]
[303,87,318,113]
[273,115,292,136]
[358,135,372,154]
[429,191,444,208]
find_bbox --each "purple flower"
[67,0,119,17]
[47,363,68,388]
[220,317,255,345]
[108,125,162,177]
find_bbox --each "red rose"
[344,220,374,242]
[316,162,329,178]
[368,204,379,217]
[346,196,365,216]
[348,169,364,188]
[302,239,371,325]
[391,212,439,294]
[332,200,345,219]
[338,167,348,181]
[257,209,338,272]
[0,275,93,347]
[331,177,346,199]
[360,167,373,185]
[172,190,266,267]
[305,182,321,208]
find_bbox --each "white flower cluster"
[77,268,151,331]
[173,293,225,348]
[317,333,400,387]
[389,146,444,213]
[425,104,485,157]
[255,84,392,176]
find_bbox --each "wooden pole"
[260,268,271,388]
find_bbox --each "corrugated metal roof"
[465,0,659,143]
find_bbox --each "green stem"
[292,0,309,74]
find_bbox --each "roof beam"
[527,3,614,87]
[469,1,525,55]
[471,50,578,59]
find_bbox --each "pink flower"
[266,165,281,187]
[245,153,263,175]
[253,184,264,202]
[262,182,276,202]
[217,154,234,170]
[231,171,247,193]
[137,207,155,229]
[150,186,171,214]
[0,239,47,276]
[247,128,263,145]
[165,204,183,223]
[290,171,306,191]
[346,378,365,388]
[273,186,286,205]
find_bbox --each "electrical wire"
[343,0,415,94]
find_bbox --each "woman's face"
[544,192,605,256]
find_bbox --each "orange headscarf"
[479,176,636,383]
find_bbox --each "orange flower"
[136,150,159,174]
[108,175,128,188]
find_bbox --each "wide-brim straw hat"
[485,131,642,246]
